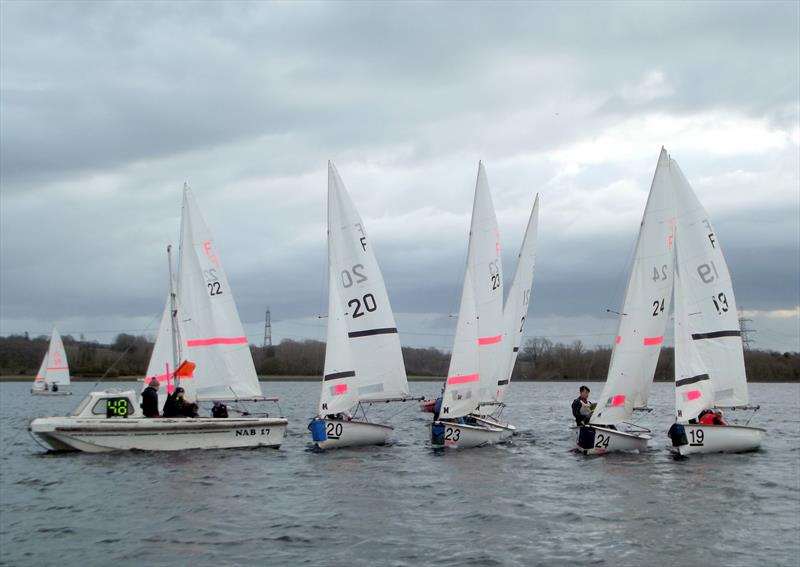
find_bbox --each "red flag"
[175,360,196,377]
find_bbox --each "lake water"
[1,381,798,567]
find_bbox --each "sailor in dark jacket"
[140,378,161,417]
[572,385,593,426]
[163,387,199,418]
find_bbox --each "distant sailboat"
[472,193,540,438]
[431,163,506,448]
[576,149,676,454]
[309,162,420,449]
[29,185,288,452]
[31,327,71,396]
[666,151,764,455]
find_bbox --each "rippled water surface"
[1,381,799,566]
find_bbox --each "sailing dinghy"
[471,193,540,439]
[29,185,288,452]
[309,162,420,449]
[666,152,764,455]
[431,163,506,448]
[31,327,72,396]
[576,149,675,454]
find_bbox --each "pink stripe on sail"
[447,373,480,385]
[615,336,622,344]
[46,366,68,370]
[187,336,248,347]
[478,335,502,345]
[643,336,664,346]
[685,390,702,401]
[333,383,348,395]
[611,395,626,407]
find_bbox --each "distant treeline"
[1,333,798,382]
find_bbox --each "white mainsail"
[591,148,676,426]
[318,162,410,415]
[441,163,504,418]
[670,156,748,408]
[673,239,716,421]
[497,193,540,402]
[144,185,262,402]
[33,327,70,388]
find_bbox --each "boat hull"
[310,418,392,449]
[670,424,765,456]
[431,420,504,449]
[28,416,288,453]
[575,425,650,455]
[31,390,72,396]
[472,415,516,441]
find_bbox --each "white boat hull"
[472,415,516,441]
[31,390,72,396]
[310,418,392,449]
[575,425,650,455]
[670,424,765,456]
[29,416,288,453]
[431,420,505,449]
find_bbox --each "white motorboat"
[30,185,287,452]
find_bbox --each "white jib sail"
[320,162,410,410]
[34,327,70,387]
[591,148,676,426]
[144,295,184,404]
[441,274,481,419]
[497,193,540,403]
[674,237,716,422]
[319,270,360,415]
[174,186,262,401]
[671,157,748,407]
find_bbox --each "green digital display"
[106,397,130,418]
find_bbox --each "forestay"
[671,158,748,407]
[318,162,410,415]
[674,242,716,421]
[497,193,540,403]
[591,149,676,425]
[441,163,504,417]
[34,327,70,387]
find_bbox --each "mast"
[167,244,180,390]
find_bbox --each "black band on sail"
[676,373,710,388]
[348,328,398,338]
[692,330,741,340]
[512,347,519,352]
[324,371,356,381]
[497,379,510,386]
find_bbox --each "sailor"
[571,385,594,426]
[432,397,443,421]
[163,386,198,418]
[43,383,49,391]
[698,408,727,426]
[141,377,160,417]
[51,383,59,392]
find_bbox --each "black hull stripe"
[324,371,355,381]
[348,327,398,338]
[692,330,741,340]
[676,373,710,388]
[497,379,510,386]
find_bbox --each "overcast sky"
[1,0,798,353]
